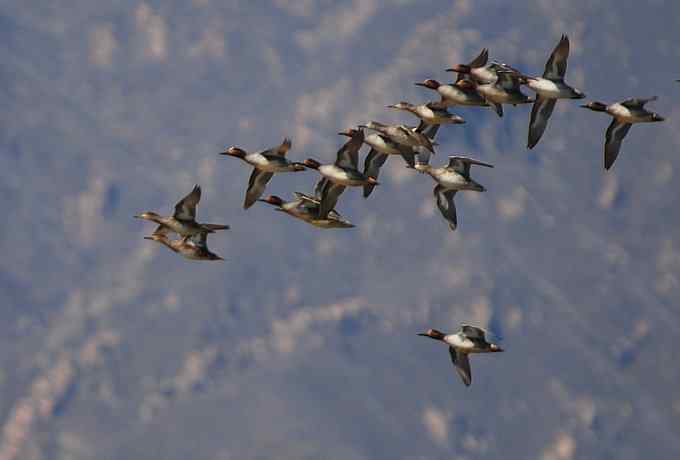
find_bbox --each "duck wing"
[314,177,329,200]
[528,95,556,149]
[468,47,489,68]
[260,137,292,157]
[189,231,209,250]
[446,156,494,179]
[363,148,388,198]
[620,96,657,110]
[434,185,458,231]
[173,184,201,221]
[461,325,487,341]
[604,119,632,170]
[335,129,364,169]
[318,181,346,219]
[543,34,569,80]
[244,169,274,209]
[449,347,472,386]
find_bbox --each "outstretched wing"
[363,149,388,198]
[448,347,472,386]
[604,120,632,170]
[528,96,556,149]
[620,96,657,110]
[173,184,201,221]
[434,185,458,231]
[318,182,346,219]
[446,156,494,179]
[244,169,274,209]
[314,177,329,200]
[336,129,364,169]
[543,34,569,80]
[461,325,487,341]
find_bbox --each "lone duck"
[415,79,489,110]
[503,35,585,148]
[387,101,465,125]
[258,193,354,229]
[473,71,533,117]
[135,185,229,237]
[304,128,376,218]
[219,137,306,209]
[446,48,499,84]
[144,229,224,261]
[581,97,665,170]
[412,156,493,231]
[418,325,503,387]
[359,121,435,153]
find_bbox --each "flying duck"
[581,97,665,170]
[502,35,585,148]
[219,137,306,209]
[446,48,499,84]
[258,193,354,229]
[387,101,465,125]
[418,325,503,387]
[304,128,376,218]
[135,185,229,237]
[472,71,533,117]
[359,121,435,153]
[415,79,490,110]
[144,228,224,261]
[412,156,493,231]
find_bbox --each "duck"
[134,185,230,237]
[418,325,503,387]
[415,79,490,110]
[472,71,534,117]
[303,128,376,218]
[258,193,355,229]
[387,101,466,125]
[359,121,435,153]
[501,35,585,148]
[581,97,665,170]
[446,48,499,84]
[144,228,224,261]
[219,137,306,209]
[411,156,493,231]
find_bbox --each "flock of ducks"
[135,35,666,386]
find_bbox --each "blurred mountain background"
[1,1,680,459]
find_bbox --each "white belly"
[528,78,563,98]
[365,134,401,155]
[434,171,467,189]
[608,104,636,123]
[320,165,363,186]
[478,85,511,104]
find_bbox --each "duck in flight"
[144,228,224,261]
[581,97,665,170]
[418,325,503,387]
[304,128,376,219]
[502,35,585,148]
[411,156,493,231]
[219,138,306,209]
[446,48,499,85]
[258,193,355,229]
[134,185,229,237]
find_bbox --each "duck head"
[446,64,470,74]
[258,195,285,207]
[418,328,446,341]
[488,343,504,352]
[134,211,161,221]
[415,79,441,90]
[387,101,413,111]
[219,146,247,158]
[338,127,361,137]
[580,101,607,112]
[303,158,322,170]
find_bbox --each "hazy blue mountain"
[1,1,680,459]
